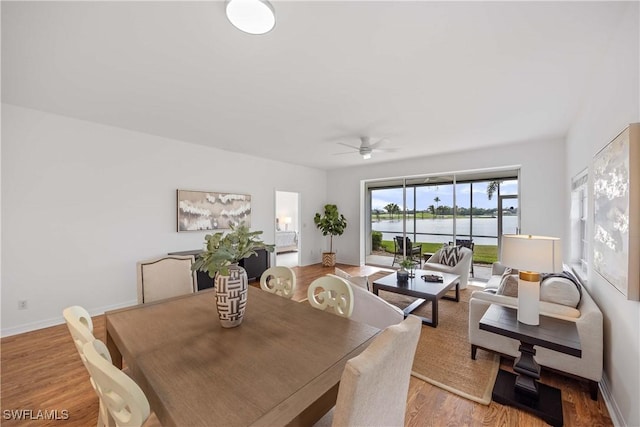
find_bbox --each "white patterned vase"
[214,264,248,328]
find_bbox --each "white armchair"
[424,246,473,289]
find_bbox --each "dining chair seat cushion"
[328,274,403,330]
[334,267,370,291]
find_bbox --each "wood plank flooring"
[1,263,612,426]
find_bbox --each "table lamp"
[501,235,562,325]
[282,217,292,231]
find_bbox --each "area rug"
[369,272,500,405]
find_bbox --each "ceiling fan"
[334,136,398,160]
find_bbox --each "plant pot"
[214,264,248,328]
[397,269,409,284]
[322,252,336,267]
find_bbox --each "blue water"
[372,216,518,245]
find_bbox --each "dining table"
[104,286,380,427]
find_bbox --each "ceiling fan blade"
[337,142,361,150]
[373,147,399,153]
[369,138,390,149]
[332,151,358,156]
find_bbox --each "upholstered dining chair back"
[307,275,354,318]
[83,340,151,427]
[136,255,197,304]
[331,315,422,426]
[260,266,297,299]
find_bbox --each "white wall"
[566,3,640,426]
[328,138,566,266]
[1,105,327,336]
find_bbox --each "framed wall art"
[592,123,639,300]
[177,190,251,232]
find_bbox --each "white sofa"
[424,246,473,289]
[468,263,603,400]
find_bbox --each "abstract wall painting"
[177,190,251,232]
[592,123,639,300]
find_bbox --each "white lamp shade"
[282,217,292,224]
[226,0,275,35]
[501,235,563,273]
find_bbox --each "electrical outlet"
[18,300,27,310]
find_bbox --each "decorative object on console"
[177,189,251,232]
[592,123,640,300]
[192,222,274,327]
[313,204,347,267]
[501,235,562,325]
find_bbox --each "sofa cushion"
[439,245,461,266]
[496,274,519,297]
[334,267,370,291]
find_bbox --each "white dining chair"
[136,255,197,303]
[63,306,114,427]
[316,315,422,426]
[307,275,354,318]
[327,274,404,330]
[83,340,158,427]
[260,266,296,298]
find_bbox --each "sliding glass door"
[367,170,520,268]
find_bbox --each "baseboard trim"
[1,299,138,338]
[600,372,625,426]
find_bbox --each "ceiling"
[1,1,630,170]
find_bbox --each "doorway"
[275,191,300,267]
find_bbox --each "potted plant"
[313,204,347,267]
[193,222,274,328]
[397,257,417,283]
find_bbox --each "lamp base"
[517,272,540,325]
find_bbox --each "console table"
[479,304,581,427]
[168,248,270,290]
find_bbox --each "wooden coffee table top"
[372,269,460,300]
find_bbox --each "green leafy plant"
[193,222,274,278]
[313,204,347,254]
[399,257,417,270]
[371,231,382,251]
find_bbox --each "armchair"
[423,246,473,289]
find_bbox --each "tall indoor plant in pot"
[193,222,274,328]
[314,204,347,267]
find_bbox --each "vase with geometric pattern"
[214,264,248,328]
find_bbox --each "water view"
[372,216,518,245]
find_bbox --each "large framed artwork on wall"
[592,123,639,300]
[177,190,251,232]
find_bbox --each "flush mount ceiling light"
[226,0,275,35]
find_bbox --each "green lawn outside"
[378,240,498,264]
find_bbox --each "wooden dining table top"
[104,286,380,427]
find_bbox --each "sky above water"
[371,180,518,211]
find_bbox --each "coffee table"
[372,269,460,327]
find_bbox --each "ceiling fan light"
[226,0,275,35]
[362,153,372,160]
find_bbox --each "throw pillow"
[496,274,519,297]
[540,272,582,308]
[334,267,370,291]
[438,245,460,267]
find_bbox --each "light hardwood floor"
[1,263,612,426]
